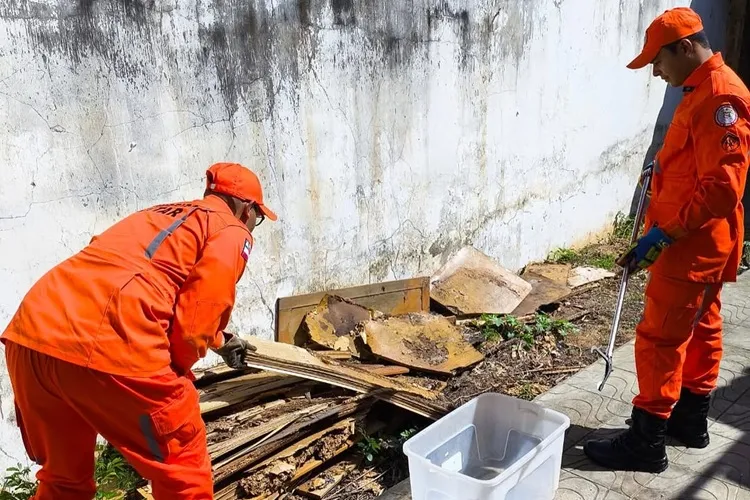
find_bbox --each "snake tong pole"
[594,169,652,392]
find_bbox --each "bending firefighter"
[584,8,750,472]
[1,162,277,499]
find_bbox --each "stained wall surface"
[0,0,727,470]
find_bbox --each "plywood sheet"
[523,263,572,285]
[430,246,532,315]
[364,312,484,375]
[275,277,430,345]
[567,266,615,288]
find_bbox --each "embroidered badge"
[241,239,252,261]
[715,104,738,127]
[721,132,740,153]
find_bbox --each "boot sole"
[666,432,709,449]
[583,443,669,473]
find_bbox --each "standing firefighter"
[584,8,750,472]
[1,162,276,499]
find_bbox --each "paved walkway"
[383,274,750,500]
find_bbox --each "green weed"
[357,427,420,465]
[611,212,635,241]
[0,465,36,500]
[1,444,140,500]
[94,444,140,499]
[480,312,577,349]
[547,248,579,264]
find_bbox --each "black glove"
[212,332,256,369]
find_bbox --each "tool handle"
[599,169,653,370]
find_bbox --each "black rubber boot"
[583,407,668,473]
[666,388,711,448]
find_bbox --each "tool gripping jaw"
[593,346,613,392]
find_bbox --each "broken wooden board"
[363,312,484,375]
[208,398,345,460]
[302,294,377,355]
[241,338,449,420]
[296,453,363,499]
[316,350,353,360]
[219,417,384,500]
[275,277,430,345]
[568,266,615,288]
[430,246,532,315]
[512,271,572,316]
[199,372,306,415]
[212,394,375,485]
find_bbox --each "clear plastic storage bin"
[403,392,570,500]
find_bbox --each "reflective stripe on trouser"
[4,341,213,500]
[632,274,723,419]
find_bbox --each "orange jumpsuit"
[633,53,750,418]
[2,194,252,499]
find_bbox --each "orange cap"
[627,7,704,69]
[206,162,277,221]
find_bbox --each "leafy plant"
[611,211,635,241]
[357,426,420,464]
[547,247,579,264]
[1,444,140,500]
[0,465,37,500]
[94,444,140,499]
[357,434,382,463]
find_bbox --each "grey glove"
[212,332,256,369]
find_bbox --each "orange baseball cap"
[206,162,277,221]
[627,7,704,69]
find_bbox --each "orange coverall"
[634,53,750,418]
[2,194,252,499]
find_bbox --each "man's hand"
[212,332,256,369]
[616,226,673,273]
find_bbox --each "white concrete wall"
[0,0,726,472]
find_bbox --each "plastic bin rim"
[403,394,571,486]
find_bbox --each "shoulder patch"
[721,132,740,153]
[715,104,739,127]
[241,239,252,261]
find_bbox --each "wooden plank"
[275,277,430,345]
[241,338,449,419]
[316,351,353,360]
[365,365,410,376]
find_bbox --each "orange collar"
[682,52,724,89]
[202,194,236,215]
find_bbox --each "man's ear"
[679,38,694,56]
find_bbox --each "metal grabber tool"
[593,167,652,391]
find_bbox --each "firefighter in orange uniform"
[584,8,750,472]
[2,162,277,499]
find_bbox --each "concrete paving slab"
[380,275,750,500]
[556,470,630,499]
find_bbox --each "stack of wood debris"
[133,245,616,500]
[189,293,487,499]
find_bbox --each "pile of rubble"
[133,246,622,500]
